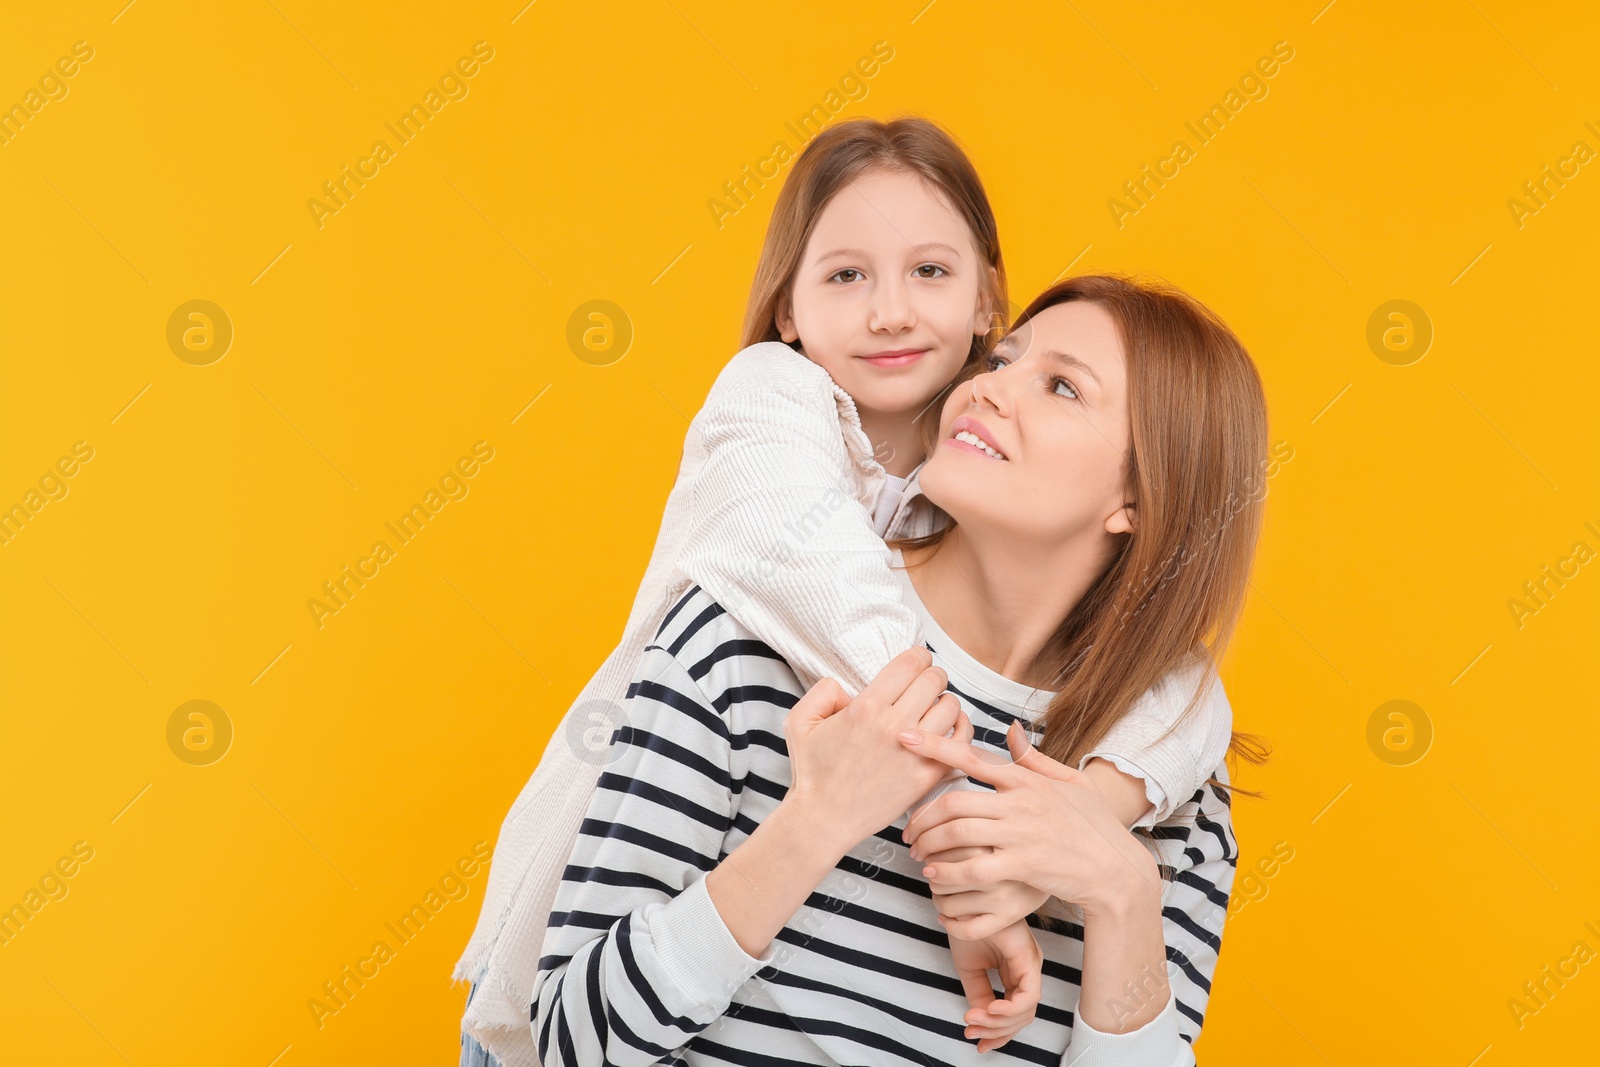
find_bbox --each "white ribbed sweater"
[455,341,1233,1066]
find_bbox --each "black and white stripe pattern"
[532,584,1238,1066]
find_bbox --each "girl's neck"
[902,524,1117,690]
[857,408,926,479]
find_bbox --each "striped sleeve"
[530,627,777,1066]
[1054,775,1238,1066]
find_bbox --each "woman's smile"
[945,415,1009,460]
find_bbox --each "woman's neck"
[902,525,1117,690]
[857,408,926,479]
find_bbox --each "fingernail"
[897,730,922,744]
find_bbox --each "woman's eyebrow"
[996,340,1104,390]
[1043,348,1102,389]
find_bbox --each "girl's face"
[919,300,1135,543]
[775,168,992,424]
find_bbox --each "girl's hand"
[948,920,1043,1054]
[908,750,1052,938]
[916,844,1051,941]
[783,647,974,851]
[897,720,1160,910]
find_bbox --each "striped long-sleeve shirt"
[532,563,1238,1066]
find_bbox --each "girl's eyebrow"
[813,241,963,262]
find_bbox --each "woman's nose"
[968,362,1010,415]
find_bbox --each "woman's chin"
[918,452,986,517]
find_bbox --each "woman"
[531,274,1267,1064]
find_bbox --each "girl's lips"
[858,349,928,367]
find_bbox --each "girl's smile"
[857,347,930,368]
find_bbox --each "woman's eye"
[915,264,947,278]
[829,268,863,284]
[983,353,1007,371]
[1052,377,1080,400]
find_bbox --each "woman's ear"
[1105,501,1137,536]
[775,291,799,343]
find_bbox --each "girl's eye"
[982,353,1007,371]
[829,268,863,284]
[914,264,947,279]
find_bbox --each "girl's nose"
[869,278,916,333]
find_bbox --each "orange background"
[2,1,1596,1064]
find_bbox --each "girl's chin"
[851,380,956,416]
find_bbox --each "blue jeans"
[459,982,505,1067]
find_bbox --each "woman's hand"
[948,921,1043,1054]
[783,647,974,852]
[916,843,1051,941]
[897,720,1160,910]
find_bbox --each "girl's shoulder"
[706,341,840,406]
[693,341,878,483]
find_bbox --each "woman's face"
[919,300,1135,542]
[775,168,991,422]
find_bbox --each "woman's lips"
[858,348,929,367]
[944,436,1005,460]
[949,415,1007,459]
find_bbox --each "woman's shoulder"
[643,582,801,702]
[1145,763,1239,876]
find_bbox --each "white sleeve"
[677,344,923,698]
[1063,991,1194,1067]
[1079,660,1233,827]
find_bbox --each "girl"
[457,118,1236,1064]
[530,273,1266,1064]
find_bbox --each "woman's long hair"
[740,116,1009,443]
[893,274,1274,799]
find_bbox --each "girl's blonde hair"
[893,274,1274,805]
[741,116,1008,441]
